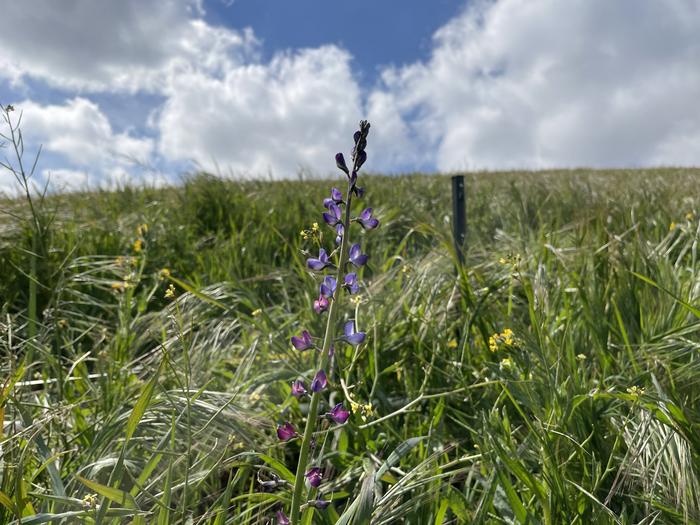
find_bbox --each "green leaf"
[76,476,137,509]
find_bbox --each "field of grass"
[2,167,700,524]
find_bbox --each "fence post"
[451,175,466,264]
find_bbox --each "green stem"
[290,180,354,524]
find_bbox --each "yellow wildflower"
[669,221,677,231]
[164,284,176,299]
[252,308,262,316]
[349,295,362,306]
[576,353,587,361]
[136,223,148,236]
[686,212,694,221]
[626,386,645,398]
[311,222,320,232]
[447,339,458,349]
[133,239,143,253]
[489,328,516,352]
[111,281,127,292]
[82,493,98,509]
[160,268,171,279]
[500,357,514,369]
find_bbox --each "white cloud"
[0,0,255,93]
[18,98,154,167]
[371,0,700,170]
[157,45,363,177]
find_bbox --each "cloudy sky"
[1,0,699,193]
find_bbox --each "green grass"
[2,168,700,524]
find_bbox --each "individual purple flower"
[335,223,344,245]
[305,467,323,488]
[322,202,342,226]
[320,276,337,298]
[313,295,329,314]
[348,171,365,198]
[276,510,290,524]
[343,272,359,294]
[307,248,332,271]
[357,208,379,230]
[323,187,343,208]
[327,402,351,424]
[277,422,297,442]
[335,153,349,175]
[348,244,368,267]
[307,499,331,509]
[342,320,366,346]
[291,330,313,351]
[310,370,328,392]
[291,380,307,398]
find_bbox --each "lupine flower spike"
[277,422,297,441]
[310,370,328,392]
[291,330,313,351]
[342,320,366,346]
[287,120,375,522]
[305,467,323,488]
[348,243,368,267]
[328,402,351,424]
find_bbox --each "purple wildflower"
[277,422,297,442]
[310,370,328,392]
[313,295,329,314]
[343,272,359,294]
[307,248,333,271]
[335,153,349,175]
[320,276,337,298]
[323,187,343,208]
[342,320,366,346]
[305,467,323,488]
[291,330,313,351]
[357,208,379,230]
[322,202,342,227]
[291,380,307,398]
[276,510,290,525]
[356,150,367,169]
[348,243,368,267]
[335,223,344,245]
[328,402,351,424]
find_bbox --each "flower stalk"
[286,120,374,524]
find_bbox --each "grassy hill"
[2,168,700,523]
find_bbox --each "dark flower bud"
[307,499,331,509]
[335,153,349,175]
[356,150,367,169]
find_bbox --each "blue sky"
[1,0,699,193]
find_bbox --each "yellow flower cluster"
[499,253,522,268]
[350,400,373,421]
[164,284,176,299]
[626,385,645,398]
[488,328,514,352]
[299,222,321,241]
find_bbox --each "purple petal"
[313,295,329,314]
[331,187,343,202]
[305,467,323,488]
[291,330,313,351]
[291,380,307,397]
[353,130,361,144]
[310,370,328,392]
[346,332,366,345]
[360,208,372,220]
[320,276,337,298]
[276,510,291,525]
[329,402,350,424]
[277,422,297,441]
[357,150,367,169]
[335,153,349,175]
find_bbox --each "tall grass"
[2,166,700,523]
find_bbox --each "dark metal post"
[451,175,466,264]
